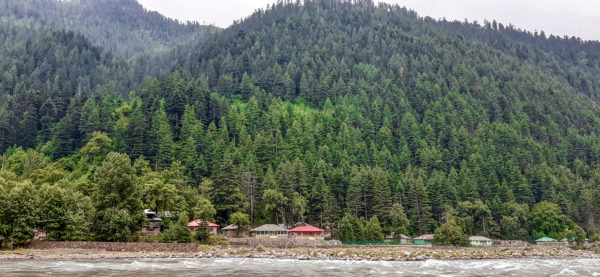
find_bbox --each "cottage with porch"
[250,224,288,237]
[288,226,324,238]
[413,234,434,245]
[188,219,219,235]
[468,236,492,247]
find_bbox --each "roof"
[535,237,556,242]
[143,209,156,215]
[250,224,288,232]
[414,234,434,240]
[187,219,219,228]
[469,236,492,241]
[385,233,410,239]
[222,224,238,231]
[289,226,324,232]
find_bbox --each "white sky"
[136,0,600,41]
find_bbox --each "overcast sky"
[136,0,600,41]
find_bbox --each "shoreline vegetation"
[1,244,599,261]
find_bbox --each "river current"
[0,258,598,276]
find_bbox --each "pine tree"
[407,174,432,235]
[210,154,245,223]
[153,105,174,171]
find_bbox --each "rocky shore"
[1,244,599,261]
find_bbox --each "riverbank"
[2,244,599,261]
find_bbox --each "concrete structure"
[140,209,162,235]
[222,224,248,237]
[288,226,324,238]
[187,219,219,234]
[468,236,493,247]
[413,234,434,245]
[250,224,288,237]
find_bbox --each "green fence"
[341,241,412,245]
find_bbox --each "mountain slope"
[0,0,599,242]
[0,0,220,59]
[0,27,130,150]
[160,0,600,231]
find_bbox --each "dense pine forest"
[1,0,600,245]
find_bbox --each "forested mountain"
[0,26,132,152]
[0,0,219,59]
[1,0,600,245]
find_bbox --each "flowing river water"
[0,258,598,276]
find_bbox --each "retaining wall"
[25,241,198,252]
[228,237,342,247]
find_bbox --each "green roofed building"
[468,236,492,247]
[413,234,434,245]
[535,237,564,247]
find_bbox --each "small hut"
[250,224,288,237]
[468,236,492,247]
[288,226,324,239]
[222,224,248,237]
[140,209,162,235]
[187,220,219,234]
[413,234,434,245]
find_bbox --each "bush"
[207,234,228,245]
[162,213,192,243]
[434,217,468,246]
[194,222,210,243]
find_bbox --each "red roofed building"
[288,225,324,238]
[187,219,219,234]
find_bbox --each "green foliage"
[365,216,383,241]
[162,213,192,243]
[194,221,211,243]
[0,180,38,246]
[229,212,251,234]
[193,197,217,222]
[92,152,144,241]
[1,0,600,244]
[530,201,572,239]
[339,213,356,241]
[389,203,409,236]
[435,217,469,246]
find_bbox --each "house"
[413,234,435,245]
[468,236,492,247]
[288,225,324,239]
[535,237,563,247]
[385,232,411,244]
[250,224,288,237]
[222,224,248,237]
[188,219,219,235]
[140,209,162,235]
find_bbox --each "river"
[0,258,598,276]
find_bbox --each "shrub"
[162,213,192,243]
